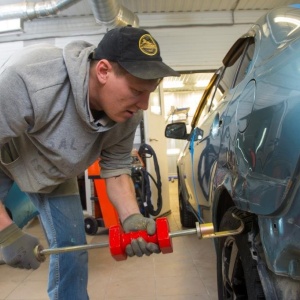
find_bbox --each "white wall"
[0,24,250,70]
[0,9,264,70]
[146,25,252,71]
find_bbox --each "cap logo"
[139,34,158,56]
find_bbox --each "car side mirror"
[165,122,189,140]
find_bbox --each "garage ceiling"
[0,0,296,43]
[0,0,296,91]
[1,0,295,16]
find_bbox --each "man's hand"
[0,223,41,269]
[122,213,161,257]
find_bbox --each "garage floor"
[0,180,218,300]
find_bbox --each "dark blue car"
[165,5,300,299]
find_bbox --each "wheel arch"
[212,187,235,231]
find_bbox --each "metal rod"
[40,241,109,256]
[169,228,197,238]
[169,213,244,240]
[169,224,243,239]
[35,213,244,261]
[198,214,244,239]
[200,230,243,239]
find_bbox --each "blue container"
[3,183,39,228]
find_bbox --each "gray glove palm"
[0,223,41,269]
[122,213,161,257]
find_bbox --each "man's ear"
[95,59,112,84]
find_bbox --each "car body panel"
[166,5,300,280]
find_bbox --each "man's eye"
[132,89,142,96]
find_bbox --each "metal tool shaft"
[169,228,197,238]
[35,213,244,261]
[170,213,244,240]
[39,224,243,255]
[40,242,109,255]
[169,223,243,239]
[38,228,198,257]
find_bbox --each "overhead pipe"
[88,0,139,28]
[0,0,139,28]
[0,0,81,21]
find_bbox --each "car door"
[188,33,256,222]
[188,73,227,222]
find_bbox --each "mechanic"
[0,25,179,299]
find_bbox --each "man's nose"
[136,93,150,110]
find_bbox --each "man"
[0,25,179,299]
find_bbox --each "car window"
[220,37,255,92]
[234,38,255,87]
[195,37,255,128]
[198,74,224,125]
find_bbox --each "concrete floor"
[0,180,218,300]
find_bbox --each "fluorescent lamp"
[0,18,23,34]
[163,80,184,89]
[195,79,209,88]
[167,148,181,155]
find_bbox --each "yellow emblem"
[139,34,158,56]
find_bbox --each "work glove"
[0,223,41,270]
[122,213,161,257]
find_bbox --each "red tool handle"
[109,217,173,261]
[121,230,159,245]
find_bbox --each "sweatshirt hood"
[63,40,115,132]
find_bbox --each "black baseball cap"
[90,25,180,80]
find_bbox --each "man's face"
[91,63,160,123]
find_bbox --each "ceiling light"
[163,80,184,89]
[195,79,209,88]
[0,18,23,34]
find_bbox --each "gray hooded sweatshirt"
[0,41,142,193]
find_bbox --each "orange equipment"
[84,160,120,235]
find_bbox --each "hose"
[138,143,163,217]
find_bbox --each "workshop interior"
[1,1,300,299]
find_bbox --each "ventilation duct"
[0,0,81,21]
[0,0,139,28]
[88,0,139,28]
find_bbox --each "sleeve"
[99,114,142,178]
[0,67,34,148]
